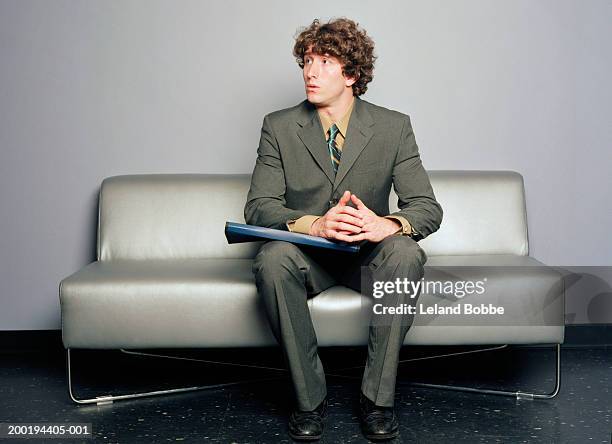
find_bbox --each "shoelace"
[364,408,392,423]
[292,410,324,425]
[361,401,394,423]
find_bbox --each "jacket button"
[329,198,338,206]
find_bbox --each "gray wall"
[1,0,610,330]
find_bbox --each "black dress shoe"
[359,393,399,441]
[288,397,327,441]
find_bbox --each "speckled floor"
[0,344,610,443]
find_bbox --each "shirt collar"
[318,96,355,139]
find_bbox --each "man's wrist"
[288,215,321,235]
[308,218,319,236]
[383,215,413,237]
[383,217,403,237]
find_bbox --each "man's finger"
[334,231,361,243]
[351,193,368,211]
[335,213,364,227]
[343,232,368,243]
[336,205,364,220]
[333,221,362,233]
[338,190,351,206]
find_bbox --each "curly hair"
[293,18,376,96]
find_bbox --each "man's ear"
[343,68,358,87]
[345,74,358,87]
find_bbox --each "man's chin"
[306,96,325,108]
[306,94,325,105]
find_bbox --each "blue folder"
[225,221,363,253]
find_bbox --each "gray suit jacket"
[244,97,443,241]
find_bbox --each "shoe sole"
[288,431,322,441]
[364,429,400,441]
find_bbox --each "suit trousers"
[252,235,427,411]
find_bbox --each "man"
[244,18,442,441]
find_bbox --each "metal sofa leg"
[327,344,561,400]
[66,348,287,405]
[329,344,510,374]
[399,344,561,400]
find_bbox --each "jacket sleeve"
[387,116,443,241]
[244,115,308,230]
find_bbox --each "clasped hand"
[309,190,401,243]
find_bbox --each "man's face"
[302,48,355,106]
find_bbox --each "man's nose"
[306,61,320,79]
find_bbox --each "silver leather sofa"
[59,171,564,402]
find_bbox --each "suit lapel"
[332,97,374,191]
[296,102,335,184]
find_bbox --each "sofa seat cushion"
[312,255,564,346]
[60,258,276,348]
[60,255,564,349]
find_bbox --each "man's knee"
[373,236,427,271]
[253,241,304,276]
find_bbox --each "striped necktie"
[327,123,341,175]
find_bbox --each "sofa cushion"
[60,255,563,349]
[312,255,564,346]
[414,171,529,256]
[97,174,263,261]
[60,258,275,348]
[97,171,528,261]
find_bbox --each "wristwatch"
[407,226,420,239]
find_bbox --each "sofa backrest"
[416,171,528,256]
[97,171,528,261]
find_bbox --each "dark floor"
[0,344,610,443]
